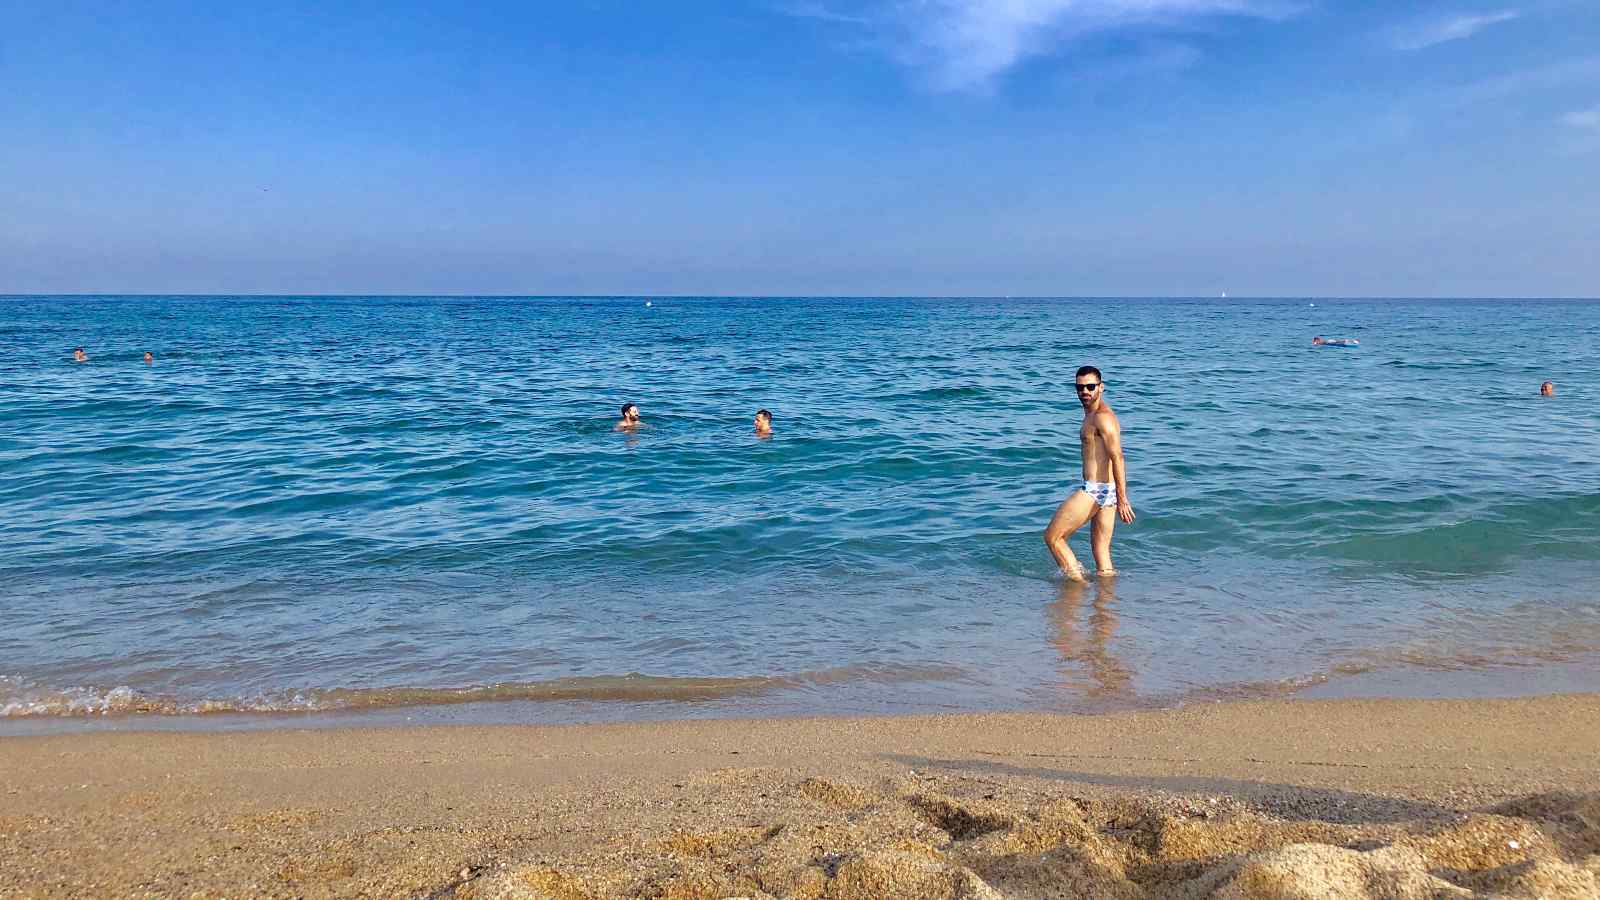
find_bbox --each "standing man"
[1044,366,1134,580]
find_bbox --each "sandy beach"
[2,695,1598,898]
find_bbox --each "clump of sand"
[474,777,1600,900]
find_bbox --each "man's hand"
[1117,499,1135,524]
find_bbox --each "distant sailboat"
[1221,290,1228,298]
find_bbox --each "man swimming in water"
[1541,381,1556,397]
[754,408,773,437]
[615,402,642,431]
[72,347,88,362]
[1044,366,1135,581]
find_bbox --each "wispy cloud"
[1387,9,1519,51]
[1063,40,1204,85]
[787,1,1299,92]
[1559,105,1600,155]
[1451,55,1600,107]
[1563,105,1600,130]
[781,1,877,26]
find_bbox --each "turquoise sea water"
[2,296,1598,729]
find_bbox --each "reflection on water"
[1049,579,1133,701]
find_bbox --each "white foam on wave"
[0,675,336,718]
[0,678,148,717]
[0,664,970,718]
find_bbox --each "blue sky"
[1,1,1596,296]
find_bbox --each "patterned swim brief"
[1083,480,1117,508]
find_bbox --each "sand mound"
[475,778,1600,900]
[908,793,1018,839]
[1191,844,1470,899]
[798,777,875,809]
[1488,791,1600,857]
[798,849,1003,900]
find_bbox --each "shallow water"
[2,296,1598,727]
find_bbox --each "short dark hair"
[74,347,84,353]
[1075,365,1102,382]
[621,402,638,416]
[756,409,772,421]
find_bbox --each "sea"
[2,295,1598,733]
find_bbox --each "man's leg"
[1090,504,1117,575]
[1044,491,1097,581]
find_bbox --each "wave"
[0,663,966,719]
[1144,491,1600,569]
[1153,629,1600,710]
[1308,492,1600,571]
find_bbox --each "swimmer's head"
[754,409,773,434]
[72,347,87,361]
[620,402,640,424]
[1540,381,1555,397]
[143,351,154,364]
[1311,336,1324,345]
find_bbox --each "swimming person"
[1044,366,1135,581]
[1312,335,1359,347]
[143,351,154,364]
[754,409,773,437]
[1541,381,1556,397]
[615,402,642,431]
[72,347,88,362]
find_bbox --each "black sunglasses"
[1074,382,1102,392]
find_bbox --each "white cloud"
[1064,40,1203,84]
[1451,56,1600,107]
[781,1,877,25]
[789,0,1299,92]
[1388,9,1519,51]
[1563,105,1600,130]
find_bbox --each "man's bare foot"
[1061,564,1088,582]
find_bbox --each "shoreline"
[7,649,1599,739]
[4,694,1599,897]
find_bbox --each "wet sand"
[3,695,1599,898]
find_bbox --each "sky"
[1,0,1597,297]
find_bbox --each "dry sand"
[2,694,1599,898]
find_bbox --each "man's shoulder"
[1090,407,1121,428]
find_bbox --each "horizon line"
[3,293,1598,302]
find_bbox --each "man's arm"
[1102,415,1136,524]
